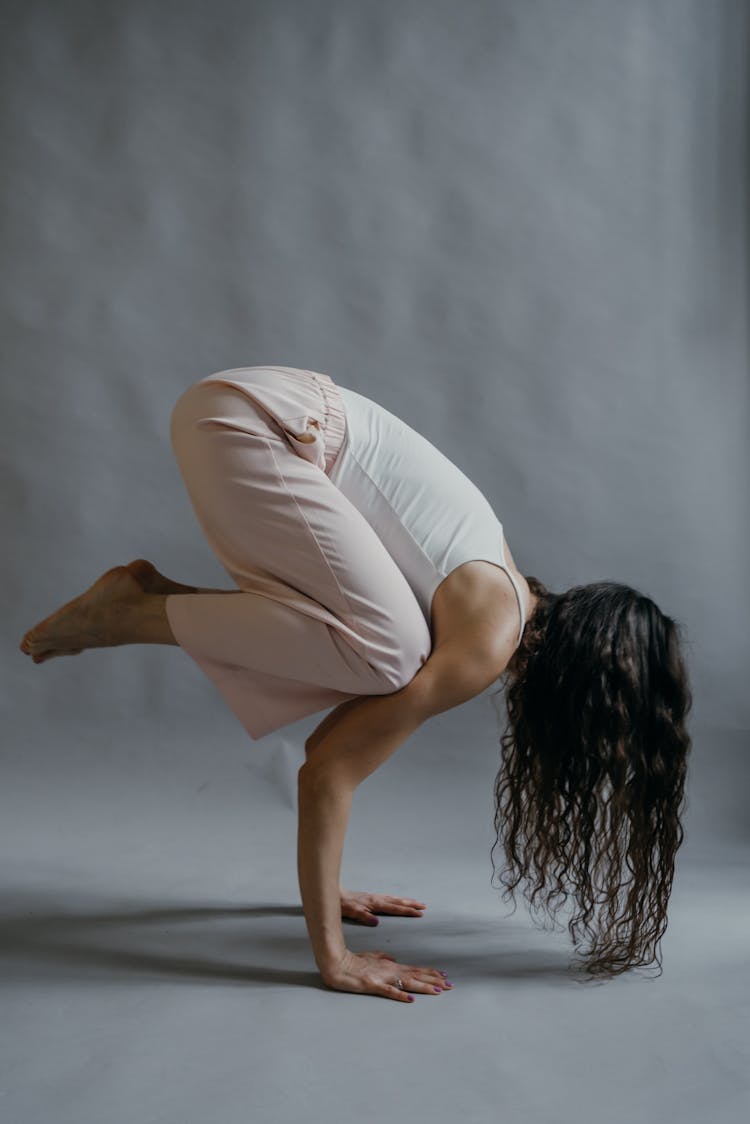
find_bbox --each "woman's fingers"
[369,952,449,995]
[377,895,426,911]
[408,967,450,987]
[365,950,446,992]
[384,985,414,1003]
[324,949,452,1002]
[341,890,427,919]
[380,965,451,1001]
[386,898,426,914]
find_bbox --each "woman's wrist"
[317,947,348,985]
[310,923,347,979]
[297,769,354,985]
[313,893,348,978]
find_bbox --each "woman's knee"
[169,381,209,452]
[378,622,432,692]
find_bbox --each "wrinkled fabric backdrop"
[2,2,748,1123]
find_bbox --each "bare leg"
[18,558,240,664]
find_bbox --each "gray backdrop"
[3,2,748,1123]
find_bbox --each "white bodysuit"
[329,384,527,646]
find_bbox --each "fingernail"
[433,986,442,993]
[407,995,414,1002]
[439,971,448,976]
[444,980,453,986]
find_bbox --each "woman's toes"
[20,631,38,654]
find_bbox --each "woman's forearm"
[297,770,353,978]
[296,686,428,981]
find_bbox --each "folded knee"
[169,382,207,449]
[375,631,431,694]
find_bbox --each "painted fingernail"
[433,986,442,993]
[444,980,453,986]
[407,995,414,1002]
[439,971,448,976]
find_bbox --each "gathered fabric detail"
[309,372,347,476]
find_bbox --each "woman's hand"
[322,949,452,1003]
[340,889,427,926]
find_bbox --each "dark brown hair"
[490,576,693,980]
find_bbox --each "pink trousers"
[165,366,432,740]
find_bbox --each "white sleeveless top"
[328,384,527,646]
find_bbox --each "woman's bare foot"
[19,564,159,664]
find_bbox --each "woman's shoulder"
[431,559,526,652]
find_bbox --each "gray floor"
[1,705,747,1124]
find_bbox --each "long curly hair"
[490,576,693,980]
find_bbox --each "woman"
[19,365,693,1003]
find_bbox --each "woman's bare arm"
[297,685,426,981]
[297,619,512,997]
